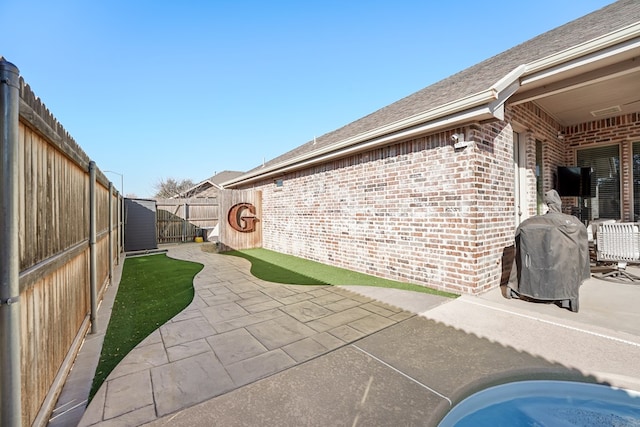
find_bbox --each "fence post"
[115,193,122,263]
[119,194,123,262]
[108,182,113,283]
[0,57,22,427]
[183,202,188,242]
[89,161,97,334]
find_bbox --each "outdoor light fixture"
[451,133,471,149]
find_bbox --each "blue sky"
[1,0,614,197]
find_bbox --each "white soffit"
[520,23,640,90]
[225,24,640,187]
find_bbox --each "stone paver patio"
[78,244,434,426]
[48,243,640,426]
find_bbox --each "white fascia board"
[223,66,526,188]
[522,22,640,85]
[488,66,526,120]
[223,104,499,187]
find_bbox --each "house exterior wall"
[238,102,574,295]
[510,102,567,213]
[563,113,640,221]
[194,186,220,198]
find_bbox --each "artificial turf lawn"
[89,253,203,400]
[222,247,458,298]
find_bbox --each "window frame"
[575,143,622,221]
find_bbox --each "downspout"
[0,57,22,427]
[89,161,97,334]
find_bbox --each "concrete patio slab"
[103,370,154,419]
[144,316,589,427]
[150,352,235,417]
[211,307,286,333]
[74,244,428,426]
[306,307,373,332]
[47,243,640,427]
[246,314,317,350]
[166,339,211,362]
[280,300,333,322]
[281,335,337,362]
[421,292,640,392]
[206,328,267,365]
[158,316,216,348]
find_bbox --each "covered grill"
[507,190,590,312]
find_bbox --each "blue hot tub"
[438,380,640,426]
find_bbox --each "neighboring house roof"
[208,170,244,186]
[174,170,244,198]
[224,0,640,188]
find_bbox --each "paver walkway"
[79,244,444,426]
[51,243,640,426]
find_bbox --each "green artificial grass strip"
[223,248,458,298]
[89,253,203,400]
[225,249,327,285]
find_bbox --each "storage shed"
[124,198,158,252]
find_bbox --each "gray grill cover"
[508,208,590,301]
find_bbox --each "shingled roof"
[226,0,640,187]
[173,170,245,198]
[208,170,244,186]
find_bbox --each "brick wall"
[239,103,626,295]
[510,102,567,213]
[564,113,640,221]
[244,123,514,294]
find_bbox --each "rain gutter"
[521,22,640,85]
[223,66,525,188]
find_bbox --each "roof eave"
[521,22,640,85]
[170,179,215,198]
[224,107,513,189]
[223,66,529,188]
[224,22,640,189]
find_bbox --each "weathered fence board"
[7,75,123,427]
[218,189,262,250]
[19,123,89,270]
[156,197,219,243]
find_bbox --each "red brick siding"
[238,103,638,295]
[245,123,517,295]
[510,102,566,213]
[563,113,640,221]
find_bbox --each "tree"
[153,177,195,198]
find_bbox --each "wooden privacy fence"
[156,197,219,243]
[218,189,262,250]
[0,58,123,426]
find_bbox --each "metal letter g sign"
[228,203,258,232]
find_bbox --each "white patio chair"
[594,222,640,283]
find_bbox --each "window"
[535,140,544,215]
[633,142,640,221]
[576,145,620,220]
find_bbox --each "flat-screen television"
[557,166,592,197]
